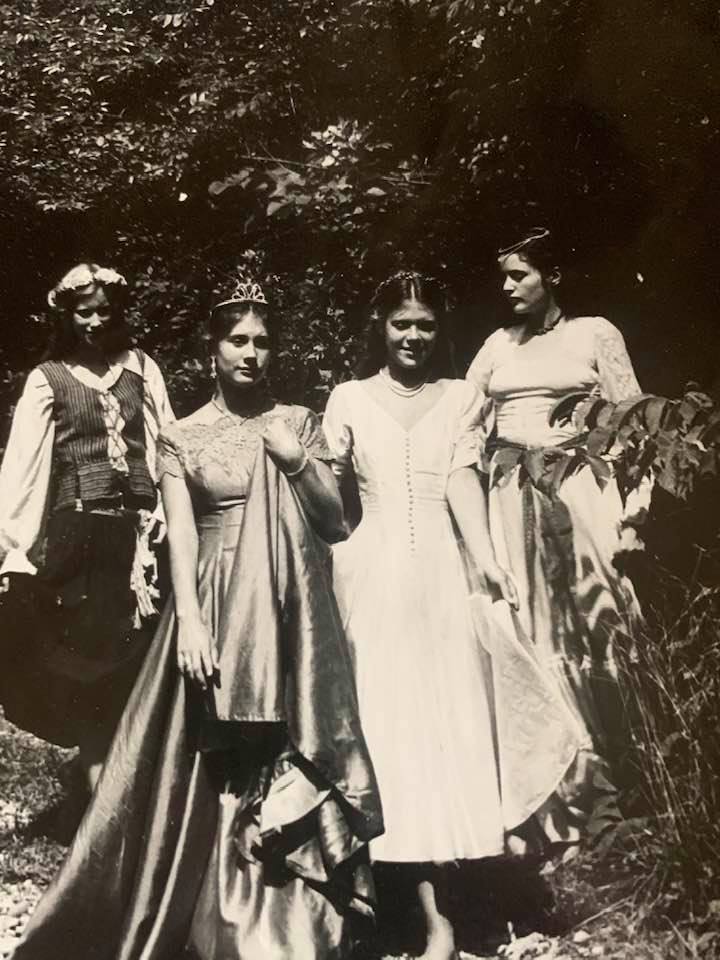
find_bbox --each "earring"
[210,357,217,380]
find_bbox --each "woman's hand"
[262,419,307,475]
[176,614,218,690]
[476,559,519,610]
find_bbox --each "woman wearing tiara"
[467,228,645,811]
[323,271,584,960]
[12,278,383,960]
[0,263,173,794]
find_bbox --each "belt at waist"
[486,434,584,456]
[54,492,145,519]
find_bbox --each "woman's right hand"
[176,614,218,690]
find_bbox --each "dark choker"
[534,312,564,336]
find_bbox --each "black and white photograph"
[0,2,718,958]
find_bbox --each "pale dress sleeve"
[156,428,185,482]
[592,317,641,403]
[591,318,650,534]
[141,353,176,483]
[449,381,484,473]
[466,331,504,471]
[0,369,56,575]
[465,329,499,397]
[141,353,176,527]
[322,385,355,482]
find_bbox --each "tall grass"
[619,555,720,920]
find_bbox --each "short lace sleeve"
[295,407,332,462]
[156,428,184,481]
[450,381,484,474]
[593,317,641,403]
[322,384,354,481]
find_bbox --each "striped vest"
[40,354,156,513]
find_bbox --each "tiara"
[211,278,267,313]
[498,227,550,258]
[371,269,438,303]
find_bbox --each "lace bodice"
[157,400,330,515]
[466,316,641,447]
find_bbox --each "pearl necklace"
[379,367,429,398]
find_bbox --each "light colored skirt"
[333,501,583,863]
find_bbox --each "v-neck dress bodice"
[325,379,478,553]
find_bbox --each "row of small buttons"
[405,436,415,553]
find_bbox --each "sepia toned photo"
[0,2,718,958]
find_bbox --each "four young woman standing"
[1,237,645,959]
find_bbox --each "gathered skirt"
[13,503,379,960]
[0,509,150,747]
[332,501,582,864]
[487,462,641,757]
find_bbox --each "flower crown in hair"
[497,226,550,258]
[372,269,438,303]
[47,263,127,309]
[211,277,268,313]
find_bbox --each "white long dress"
[324,378,584,863]
[466,316,644,761]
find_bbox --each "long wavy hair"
[355,271,455,379]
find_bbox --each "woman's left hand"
[262,419,307,475]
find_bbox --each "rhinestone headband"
[212,278,268,313]
[497,226,550,258]
[372,269,438,303]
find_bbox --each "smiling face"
[383,298,438,375]
[213,307,271,389]
[499,252,555,318]
[70,284,113,350]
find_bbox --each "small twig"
[570,894,634,931]
[237,153,313,169]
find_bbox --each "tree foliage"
[1,0,720,414]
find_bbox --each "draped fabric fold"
[13,446,382,960]
[468,593,587,831]
[213,447,383,834]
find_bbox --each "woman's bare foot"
[421,924,458,960]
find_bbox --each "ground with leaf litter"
[0,716,709,959]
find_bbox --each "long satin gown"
[467,316,644,812]
[12,400,383,960]
[323,378,585,864]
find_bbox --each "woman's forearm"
[160,475,203,622]
[288,458,346,543]
[168,526,201,621]
[446,467,495,569]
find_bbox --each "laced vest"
[39,355,156,513]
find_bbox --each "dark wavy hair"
[44,269,132,361]
[355,271,454,379]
